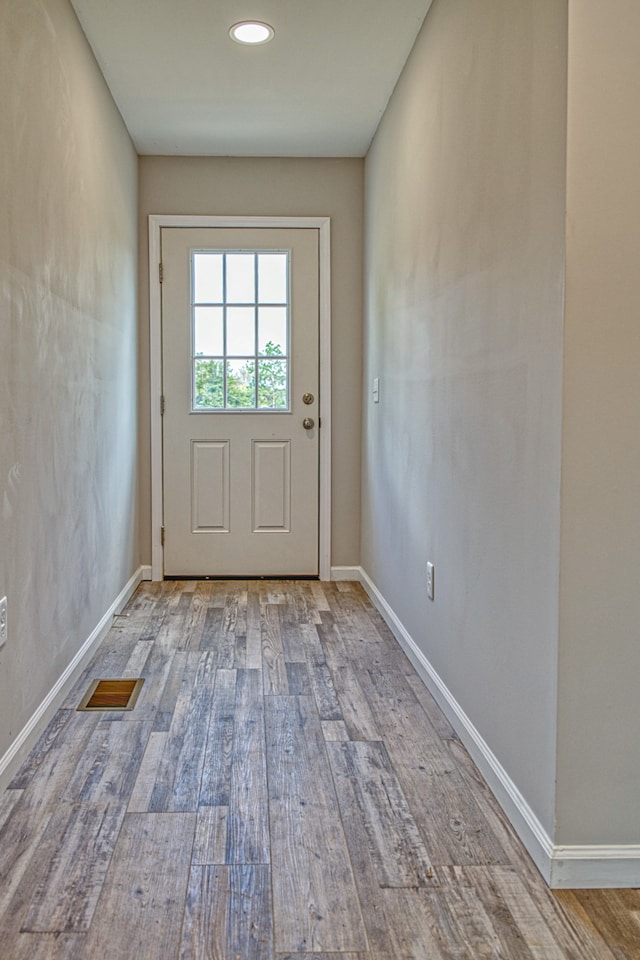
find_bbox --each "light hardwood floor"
[0,580,638,958]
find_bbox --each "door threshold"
[163,574,320,581]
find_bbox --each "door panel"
[252,440,291,532]
[161,227,319,576]
[191,440,230,533]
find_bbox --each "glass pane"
[194,358,224,409]
[227,359,256,408]
[257,358,288,409]
[226,253,255,302]
[258,253,288,303]
[227,307,255,356]
[194,306,223,356]
[258,306,287,356]
[193,253,223,303]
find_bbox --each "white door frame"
[148,214,332,582]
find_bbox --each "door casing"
[148,214,332,581]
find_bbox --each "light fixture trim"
[229,20,275,45]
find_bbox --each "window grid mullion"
[223,253,228,407]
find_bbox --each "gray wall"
[556,0,640,844]
[138,157,364,570]
[362,0,568,836]
[0,0,139,761]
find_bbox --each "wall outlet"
[0,597,7,649]
[426,563,435,601]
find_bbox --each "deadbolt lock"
[302,393,314,405]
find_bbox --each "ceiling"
[69,0,433,157]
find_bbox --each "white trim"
[0,566,144,793]
[549,846,640,889]
[141,565,153,581]
[358,566,640,889]
[148,215,332,582]
[330,565,362,581]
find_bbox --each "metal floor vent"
[77,678,145,712]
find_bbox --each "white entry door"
[161,227,319,576]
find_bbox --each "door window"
[191,250,290,411]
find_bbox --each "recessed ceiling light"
[229,21,275,45]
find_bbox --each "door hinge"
[161,526,165,546]
[160,395,165,416]
[159,262,164,283]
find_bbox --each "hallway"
[0,580,634,958]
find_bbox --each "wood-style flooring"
[0,580,638,959]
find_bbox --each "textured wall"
[0,0,138,760]
[138,157,364,569]
[556,0,640,845]
[362,0,567,834]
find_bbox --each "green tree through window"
[194,341,287,410]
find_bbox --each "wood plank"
[180,864,273,960]
[245,582,263,669]
[323,740,436,955]
[148,652,215,812]
[358,666,507,866]
[328,740,434,888]
[0,802,56,926]
[192,807,229,865]
[21,801,126,933]
[62,720,152,804]
[213,590,241,668]
[8,709,71,789]
[262,604,289,695]
[320,720,351,742]
[7,932,87,960]
[276,955,366,960]
[136,582,177,643]
[82,812,195,959]
[443,736,544,882]
[381,881,521,960]
[199,668,237,807]
[126,732,168,813]
[303,626,343,722]
[0,787,24,832]
[265,695,367,953]
[285,661,312,696]
[307,580,331,611]
[14,709,102,816]
[179,585,210,651]
[151,650,189,732]
[226,669,270,864]
[405,672,462,742]
[198,606,224,655]
[554,889,633,960]
[490,864,613,960]
[278,605,310,662]
[322,658,380,742]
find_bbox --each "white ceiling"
[69,0,433,157]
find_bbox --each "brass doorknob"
[302,417,315,430]
[302,393,314,405]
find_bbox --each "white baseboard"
[549,846,640,889]
[141,565,152,581]
[0,565,145,793]
[330,565,363,581]
[359,566,640,889]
